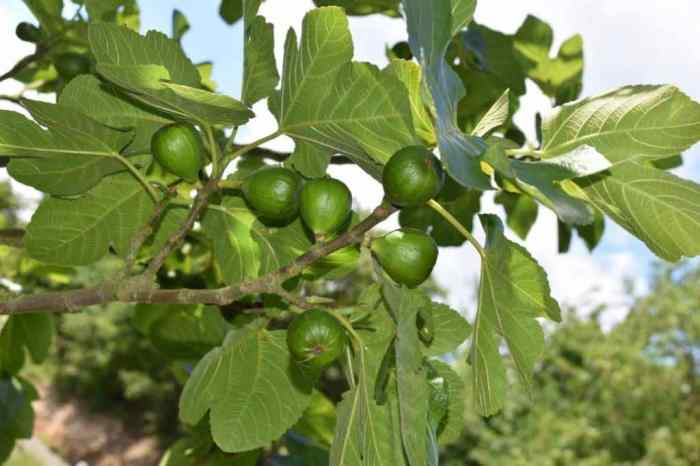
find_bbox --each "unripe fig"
[383,146,445,208]
[300,177,352,239]
[243,166,301,224]
[287,309,346,370]
[371,228,438,288]
[54,53,91,81]
[151,123,205,182]
[15,22,42,43]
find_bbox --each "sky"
[1,0,699,327]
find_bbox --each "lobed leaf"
[541,85,700,164]
[242,14,279,105]
[25,172,155,266]
[90,24,253,126]
[276,7,415,178]
[421,302,472,358]
[382,285,432,466]
[179,329,314,452]
[471,215,561,416]
[402,0,490,190]
[578,161,700,262]
[0,314,54,375]
[1,101,133,196]
[60,75,173,156]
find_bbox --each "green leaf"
[471,214,561,416]
[0,314,54,375]
[329,352,401,466]
[495,192,539,240]
[95,63,254,126]
[386,59,436,146]
[402,0,490,190]
[427,360,465,446]
[25,172,155,266]
[2,100,133,196]
[179,329,314,452]
[172,9,190,42]
[22,0,63,33]
[541,85,700,163]
[313,0,400,17]
[86,0,140,30]
[285,141,332,179]
[472,89,511,138]
[203,196,311,285]
[421,303,472,357]
[59,75,173,156]
[276,8,415,178]
[202,199,262,284]
[578,162,700,262]
[329,286,402,466]
[382,284,431,466]
[90,24,254,126]
[0,377,34,440]
[487,140,611,224]
[133,304,230,359]
[90,23,200,86]
[242,15,279,105]
[456,24,527,129]
[514,15,584,104]
[293,391,337,448]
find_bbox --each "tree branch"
[0,228,25,248]
[0,200,396,316]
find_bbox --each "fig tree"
[15,22,42,43]
[243,166,301,224]
[382,146,445,207]
[287,309,346,370]
[151,123,205,182]
[300,177,352,239]
[54,53,91,81]
[371,228,438,288]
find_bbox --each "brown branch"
[0,228,25,248]
[145,178,218,275]
[124,186,178,272]
[231,146,354,165]
[0,200,395,316]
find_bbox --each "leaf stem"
[115,154,159,202]
[221,130,282,168]
[204,125,220,177]
[427,199,486,259]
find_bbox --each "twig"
[0,229,25,248]
[145,177,218,276]
[0,201,396,315]
[124,186,179,272]
[427,199,486,259]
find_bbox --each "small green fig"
[371,228,438,288]
[242,166,301,224]
[287,309,347,370]
[300,177,352,239]
[151,123,205,182]
[383,146,445,208]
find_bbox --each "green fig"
[242,166,301,224]
[383,146,445,208]
[300,177,352,239]
[371,228,438,288]
[287,309,347,370]
[151,123,205,182]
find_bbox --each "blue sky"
[1,0,699,324]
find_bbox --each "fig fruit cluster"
[372,145,443,289]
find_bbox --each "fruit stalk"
[427,199,486,259]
